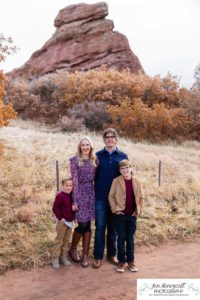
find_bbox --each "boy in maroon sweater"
[52,178,76,269]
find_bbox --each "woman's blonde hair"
[77,136,97,167]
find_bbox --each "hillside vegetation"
[0,119,200,273]
[6,68,200,142]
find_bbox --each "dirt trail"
[0,240,200,300]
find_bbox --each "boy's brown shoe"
[93,259,102,268]
[128,262,138,272]
[116,262,125,273]
[60,257,72,267]
[107,256,118,266]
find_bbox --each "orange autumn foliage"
[0,34,17,129]
[0,71,16,127]
[6,67,200,141]
[63,68,181,108]
[108,99,190,141]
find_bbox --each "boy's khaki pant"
[52,221,72,259]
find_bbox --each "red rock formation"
[9,2,144,78]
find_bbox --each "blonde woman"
[69,136,97,267]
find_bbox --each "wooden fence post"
[56,160,59,192]
[158,160,161,186]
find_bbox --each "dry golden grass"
[0,118,200,273]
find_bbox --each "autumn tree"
[140,73,181,107]
[0,34,17,127]
[0,34,17,62]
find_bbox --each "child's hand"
[72,204,78,211]
[133,212,139,217]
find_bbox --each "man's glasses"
[105,135,115,139]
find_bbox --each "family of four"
[52,128,144,273]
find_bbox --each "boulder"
[54,2,108,27]
[8,2,144,79]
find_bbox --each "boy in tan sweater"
[109,159,144,273]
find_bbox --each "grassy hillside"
[0,119,200,273]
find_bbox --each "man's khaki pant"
[52,221,72,259]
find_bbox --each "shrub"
[6,72,68,123]
[59,115,85,132]
[63,68,182,108]
[64,67,138,107]
[141,73,181,107]
[29,72,67,103]
[108,99,190,141]
[6,79,40,120]
[69,101,111,131]
[13,204,35,225]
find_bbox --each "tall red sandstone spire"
[8,2,144,79]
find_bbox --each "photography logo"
[137,279,200,300]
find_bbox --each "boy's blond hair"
[61,177,72,185]
[119,159,132,169]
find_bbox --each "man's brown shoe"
[93,259,101,268]
[107,256,118,266]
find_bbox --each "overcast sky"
[1,0,200,87]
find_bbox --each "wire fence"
[55,159,163,191]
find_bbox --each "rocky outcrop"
[9,2,144,78]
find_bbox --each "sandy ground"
[0,240,200,300]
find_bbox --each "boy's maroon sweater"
[52,191,74,221]
[123,179,136,216]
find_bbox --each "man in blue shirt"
[93,128,128,268]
